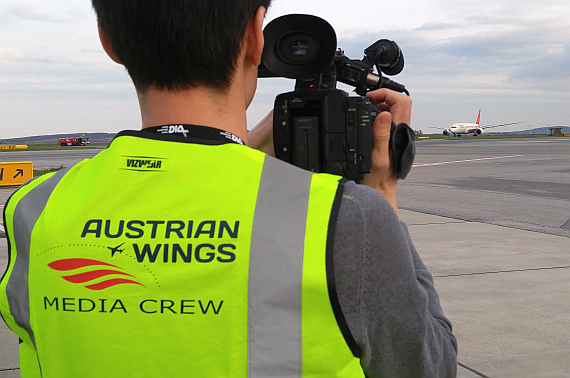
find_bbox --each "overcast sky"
[1,0,569,139]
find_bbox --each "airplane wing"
[480,122,521,130]
[464,127,480,134]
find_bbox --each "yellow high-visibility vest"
[1,132,365,377]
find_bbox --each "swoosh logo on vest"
[48,258,146,290]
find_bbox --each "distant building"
[548,127,563,136]
[414,130,424,136]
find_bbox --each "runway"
[1,137,570,377]
[399,137,570,238]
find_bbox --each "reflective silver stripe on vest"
[7,167,71,348]
[248,157,314,378]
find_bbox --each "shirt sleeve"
[333,181,458,378]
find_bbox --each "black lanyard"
[141,124,244,145]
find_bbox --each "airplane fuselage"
[444,123,483,136]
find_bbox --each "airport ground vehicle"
[58,137,90,146]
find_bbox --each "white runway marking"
[413,155,523,167]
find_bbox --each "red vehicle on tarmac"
[58,136,90,146]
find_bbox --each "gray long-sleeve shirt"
[334,181,458,377]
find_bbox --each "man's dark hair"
[92,0,271,93]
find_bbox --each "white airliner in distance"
[435,110,521,136]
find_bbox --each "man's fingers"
[366,88,407,106]
[374,111,392,144]
[370,111,393,173]
[375,104,391,112]
[366,88,412,126]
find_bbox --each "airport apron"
[0,129,365,378]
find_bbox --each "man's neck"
[138,85,249,144]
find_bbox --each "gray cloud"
[413,22,462,32]
[2,3,70,23]
[0,54,132,102]
[336,12,570,93]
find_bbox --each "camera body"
[273,89,375,181]
[260,14,414,180]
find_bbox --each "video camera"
[258,14,415,180]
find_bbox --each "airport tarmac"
[1,137,569,377]
[0,148,105,170]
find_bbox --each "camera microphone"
[367,73,408,95]
[365,39,405,76]
[383,78,408,95]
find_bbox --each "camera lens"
[291,41,310,56]
[261,14,337,78]
[279,33,320,65]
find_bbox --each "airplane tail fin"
[476,109,481,125]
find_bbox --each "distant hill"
[0,132,116,144]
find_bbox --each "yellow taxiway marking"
[0,145,28,150]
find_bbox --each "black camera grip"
[390,122,415,179]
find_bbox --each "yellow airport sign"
[0,161,33,186]
[0,145,28,150]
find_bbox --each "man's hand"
[247,110,275,156]
[359,88,412,218]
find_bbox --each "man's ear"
[244,6,266,67]
[98,24,122,64]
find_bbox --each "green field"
[33,165,65,177]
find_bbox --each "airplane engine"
[474,129,482,136]
[443,130,449,136]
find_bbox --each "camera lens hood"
[261,14,337,79]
